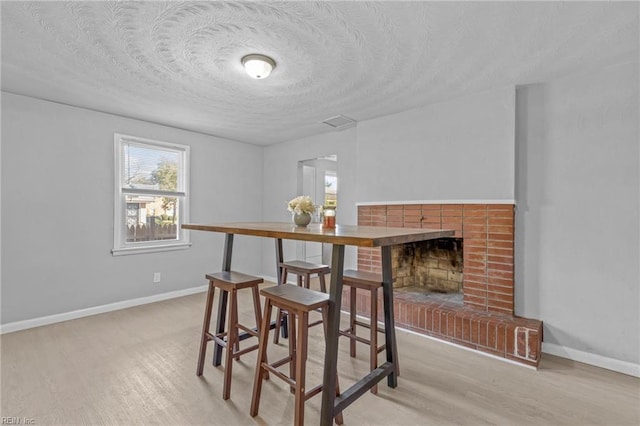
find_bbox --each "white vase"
[292,212,312,227]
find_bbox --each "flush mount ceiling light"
[241,54,276,79]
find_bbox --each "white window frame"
[112,133,191,256]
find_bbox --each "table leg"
[213,233,233,366]
[381,245,398,387]
[275,238,283,283]
[320,244,345,426]
[275,238,288,339]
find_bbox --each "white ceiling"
[1,1,637,145]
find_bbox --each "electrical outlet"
[153,272,161,283]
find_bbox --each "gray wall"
[262,87,515,276]
[1,92,264,324]
[261,128,359,276]
[515,61,639,366]
[259,86,515,277]
[356,86,515,202]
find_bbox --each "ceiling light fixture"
[241,54,276,79]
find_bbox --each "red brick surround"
[353,203,543,367]
[358,203,515,314]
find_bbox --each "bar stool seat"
[279,260,331,291]
[338,269,397,394]
[196,271,265,400]
[274,260,331,343]
[251,284,343,426]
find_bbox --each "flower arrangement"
[287,195,316,215]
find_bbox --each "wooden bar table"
[182,222,454,425]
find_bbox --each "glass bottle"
[322,206,336,229]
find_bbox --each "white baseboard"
[260,275,297,285]
[543,342,640,378]
[0,285,208,335]
[260,275,278,284]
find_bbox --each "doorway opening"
[297,155,337,264]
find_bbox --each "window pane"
[124,195,179,243]
[325,174,337,207]
[123,143,180,191]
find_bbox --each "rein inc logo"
[1,418,35,425]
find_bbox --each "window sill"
[111,242,192,256]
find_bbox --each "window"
[325,172,337,207]
[112,133,190,255]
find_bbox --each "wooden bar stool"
[251,284,343,426]
[279,260,331,291]
[196,271,265,400]
[339,269,398,394]
[273,260,330,343]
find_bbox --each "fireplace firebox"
[392,238,464,303]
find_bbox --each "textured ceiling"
[1,1,638,145]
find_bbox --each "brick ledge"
[342,289,543,368]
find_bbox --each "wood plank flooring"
[1,284,638,425]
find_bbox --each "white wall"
[261,128,358,277]
[261,86,516,277]
[260,86,516,278]
[515,61,639,369]
[1,93,264,324]
[356,86,516,203]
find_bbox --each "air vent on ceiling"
[321,115,357,130]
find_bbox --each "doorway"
[297,155,337,264]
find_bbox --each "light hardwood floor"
[2,284,638,425]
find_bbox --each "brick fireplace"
[349,203,543,367]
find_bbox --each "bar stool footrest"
[237,323,260,337]
[309,318,324,327]
[353,319,386,335]
[233,344,260,358]
[269,354,295,369]
[339,330,372,346]
[211,334,228,347]
[262,363,296,387]
[303,384,323,401]
[334,362,395,414]
[339,329,386,353]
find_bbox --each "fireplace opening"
[392,238,463,304]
